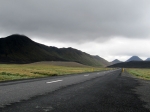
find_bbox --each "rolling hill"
[0,34,109,66]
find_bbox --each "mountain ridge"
[0,34,110,66]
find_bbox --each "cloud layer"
[0,0,150,42]
[0,0,150,61]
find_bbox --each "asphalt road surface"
[0,69,150,112]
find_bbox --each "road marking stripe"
[46,80,63,84]
[84,74,89,76]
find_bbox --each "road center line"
[46,80,63,84]
[84,74,89,76]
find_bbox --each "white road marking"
[46,80,63,84]
[84,74,89,76]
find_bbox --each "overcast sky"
[0,0,150,61]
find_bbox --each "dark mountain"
[126,56,143,62]
[145,58,150,61]
[111,59,122,65]
[108,61,150,68]
[0,34,63,63]
[92,55,110,66]
[0,34,105,66]
[42,46,104,66]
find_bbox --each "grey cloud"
[0,0,150,43]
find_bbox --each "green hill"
[0,34,110,66]
[93,55,110,66]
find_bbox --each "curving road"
[0,69,149,112]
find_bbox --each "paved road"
[0,69,149,112]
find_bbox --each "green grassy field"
[126,68,150,80]
[0,62,111,82]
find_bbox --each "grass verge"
[0,63,112,82]
[126,68,150,80]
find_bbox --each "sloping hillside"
[0,34,63,63]
[0,34,107,66]
[93,55,110,66]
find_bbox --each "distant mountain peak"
[111,59,122,65]
[113,59,120,61]
[145,58,150,61]
[126,56,143,62]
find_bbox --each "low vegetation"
[126,68,150,80]
[0,62,111,81]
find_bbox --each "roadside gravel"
[123,71,150,111]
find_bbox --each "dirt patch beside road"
[122,71,150,111]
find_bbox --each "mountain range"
[0,34,110,66]
[112,56,150,64]
[109,56,150,68]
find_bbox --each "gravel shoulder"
[122,71,150,111]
